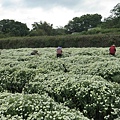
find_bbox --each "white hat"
[57,46,62,50]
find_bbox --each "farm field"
[0,47,120,120]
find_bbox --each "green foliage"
[0,67,36,93]
[88,61,120,81]
[101,3,120,29]
[31,72,120,119]
[53,27,66,35]
[1,47,120,119]
[0,19,29,37]
[29,29,46,36]
[65,14,102,34]
[31,21,54,36]
[111,75,120,83]
[110,3,120,18]
[79,27,120,35]
[0,34,120,49]
[0,93,88,120]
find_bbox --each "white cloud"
[0,0,119,29]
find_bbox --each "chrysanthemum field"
[0,47,120,120]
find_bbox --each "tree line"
[0,3,119,38]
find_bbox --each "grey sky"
[1,0,84,10]
[23,0,81,8]
[0,0,119,29]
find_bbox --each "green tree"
[102,3,120,28]
[64,14,102,34]
[0,19,29,37]
[110,3,120,18]
[29,29,46,36]
[53,26,66,35]
[31,21,54,36]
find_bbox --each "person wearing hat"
[31,50,40,55]
[56,46,62,57]
[109,44,116,56]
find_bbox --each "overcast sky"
[0,0,119,29]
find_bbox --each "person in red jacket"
[56,46,62,57]
[109,44,116,56]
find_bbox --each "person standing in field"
[56,46,62,57]
[109,44,116,56]
[31,50,40,55]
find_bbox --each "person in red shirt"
[56,46,62,57]
[109,44,116,56]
